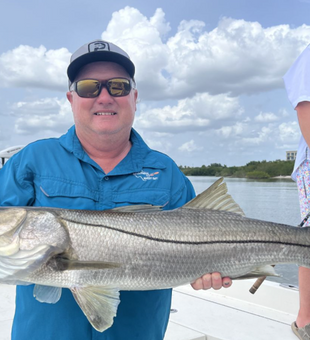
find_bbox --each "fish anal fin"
[235,265,279,280]
[33,284,62,303]
[71,286,120,332]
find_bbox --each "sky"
[1,0,310,167]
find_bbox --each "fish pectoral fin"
[71,286,120,332]
[55,258,122,271]
[0,245,64,282]
[235,265,279,280]
[33,284,62,303]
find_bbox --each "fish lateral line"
[60,218,310,247]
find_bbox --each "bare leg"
[297,266,310,328]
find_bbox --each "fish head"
[0,208,70,256]
[0,207,27,236]
[0,207,27,256]
[0,208,70,285]
[17,209,70,252]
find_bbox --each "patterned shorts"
[296,158,310,227]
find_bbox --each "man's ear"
[134,89,138,111]
[66,91,73,104]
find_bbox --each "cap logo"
[89,42,110,52]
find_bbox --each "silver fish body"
[0,178,309,331]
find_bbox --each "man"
[0,40,232,339]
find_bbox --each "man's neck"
[77,129,132,174]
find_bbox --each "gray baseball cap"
[67,40,135,83]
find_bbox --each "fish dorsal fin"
[71,286,120,332]
[184,177,245,216]
[108,205,162,213]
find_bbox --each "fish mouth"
[0,208,28,256]
[94,112,116,116]
[0,208,27,236]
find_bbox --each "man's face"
[67,61,138,138]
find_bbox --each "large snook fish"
[0,178,309,331]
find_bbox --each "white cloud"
[278,121,300,143]
[165,18,310,97]
[242,126,273,145]
[179,140,203,153]
[216,122,247,138]
[0,45,70,91]
[1,7,310,102]
[11,98,73,135]
[101,8,310,100]
[102,7,171,101]
[0,6,306,167]
[0,116,13,143]
[102,7,170,42]
[279,108,290,117]
[227,120,300,149]
[254,112,279,122]
[134,92,243,133]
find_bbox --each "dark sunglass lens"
[77,80,100,98]
[108,79,131,96]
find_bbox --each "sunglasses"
[70,77,134,98]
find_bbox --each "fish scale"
[26,211,309,288]
[0,177,310,332]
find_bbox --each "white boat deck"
[0,279,299,340]
[0,285,15,340]
[165,279,299,340]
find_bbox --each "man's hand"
[191,272,232,290]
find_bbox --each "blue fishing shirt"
[0,126,195,340]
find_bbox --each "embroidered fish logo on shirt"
[133,171,159,181]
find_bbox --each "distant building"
[286,151,297,161]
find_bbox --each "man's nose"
[96,86,113,103]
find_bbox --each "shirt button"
[105,177,109,181]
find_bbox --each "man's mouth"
[94,112,117,116]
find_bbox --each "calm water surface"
[188,176,301,286]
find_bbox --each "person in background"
[284,44,310,340]
[0,40,232,340]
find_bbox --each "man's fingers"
[210,272,222,290]
[222,276,232,288]
[202,273,212,289]
[191,277,203,290]
[191,273,232,290]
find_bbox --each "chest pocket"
[112,188,170,207]
[34,178,100,209]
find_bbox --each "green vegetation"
[179,160,294,179]
[246,171,270,179]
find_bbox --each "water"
[188,176,301,286]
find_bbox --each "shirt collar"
[59,126,166,175]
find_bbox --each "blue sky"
[1,0,310,167]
